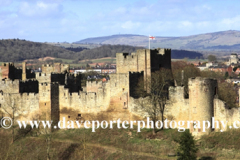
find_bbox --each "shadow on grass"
[199,156,215,160]
[59,143,81,160]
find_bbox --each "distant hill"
[0,39,203,62]
[77,45,202,60]
[77,44,144,60]
[75,30,240,51]
[75,34,146,45]
[0,40,144,62]
[0,39,79,62]
[171,50,203,59]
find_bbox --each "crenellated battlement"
[0,79,19,84]
[20,92,39,99]
[116,53,129,58]
[42,64,53,67]
[2,62,14,67]
[86,80,103,86]
[169,86,185,101]
[36,72,51,77]
[67,72,81,78]
[20,79,38,83]
[40,82,49,86]
[118,53,137,59]
[188,77,217,87]
[129,71,144,75]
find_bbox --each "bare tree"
[35,110,52,160]
[0,93,25,143]
[136,69,174,135]
[172,62,201,97]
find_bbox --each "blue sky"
[1,0,240,42]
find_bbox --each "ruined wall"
[3,48,240,137]
[36,73,51,83]
[109,73,129,98]
[86,81,103,93]
[214,98,240,131]
[58,83,110,122]
[58,72,132,122]
[42,63,70,74]
[189,77,217,136]
[128,86,190,128]
[41,64,54,74]
[0,79,20,93]
[0,92,39,121]
[0,63,15,79]
[165,86,190,123]
[61,64,70,72]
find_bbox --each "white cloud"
[121,21,141,29]
[18,1,63,18]
[221,15,240,27]
[180,21,192,27]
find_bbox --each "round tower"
[188,77,217,136]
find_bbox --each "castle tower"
[22,62,26,80]
[39,83,51,121]
[188,77,217,137]
[228,53,239,65]
[38,82,59,130]
[116,48,171,92]
[1,63,14,79]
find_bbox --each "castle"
[0,48,239,137]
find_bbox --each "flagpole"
[148,36,155,50]
[149,35,150,50]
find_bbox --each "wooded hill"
[0,39,144,62]
[0,39,77,62]
[0,39,203,62]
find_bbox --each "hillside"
[77,44,144,60]
[75,30,240,51]
[0,39,79,62]
[1,125,240,159]
[171,50,203,59]
[0,40,145,62]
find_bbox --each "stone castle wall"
[42,63,70,74]
[0,92,39,121]
[0,48,240,137]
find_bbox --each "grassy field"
[1,124,239,160]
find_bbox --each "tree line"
[0,39,143,62]
[0,39,79,61]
